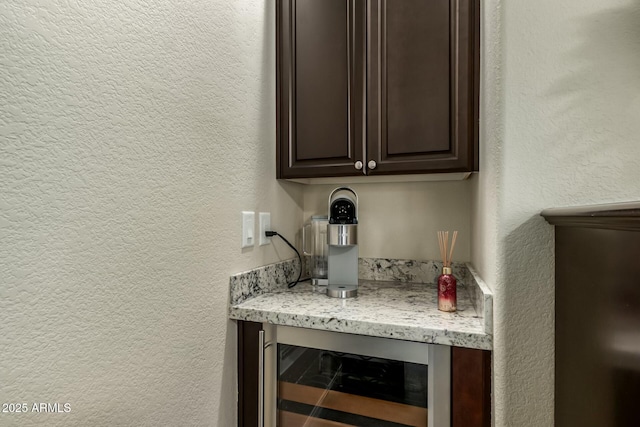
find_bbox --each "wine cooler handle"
[258,330,265,427]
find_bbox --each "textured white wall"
[303,181,472,262]
[473,0,640,425]
[470,0,502,289]
[1,1,302,426]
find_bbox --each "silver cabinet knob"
[368,160,377,170]
[354,161,363,170]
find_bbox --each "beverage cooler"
[259,325,451,427]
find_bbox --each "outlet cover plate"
[259,212,271,246]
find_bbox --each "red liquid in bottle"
[438,267,457,312]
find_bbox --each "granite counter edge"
[229,306,493,351]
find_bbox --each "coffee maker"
[326,187,359,298]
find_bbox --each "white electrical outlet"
[241,211,255,248]
[259,212,271,246]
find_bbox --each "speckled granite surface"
[229,258,299,305]
[466,263,493,335]
[229,258,493,350]
[359,258,472,286]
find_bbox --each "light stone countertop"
[229,279,492,350]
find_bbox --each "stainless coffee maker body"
[302,215,329,286]
[326,187,359,298]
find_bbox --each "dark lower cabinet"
[237,321,262,427]
[237,320,491,427]
[276,0,479,179]
[451,346,492,427]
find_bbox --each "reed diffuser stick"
[448,230,458,267]
[437,230,458,267]
[444,231,449,265]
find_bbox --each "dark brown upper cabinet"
[277,0,479,179]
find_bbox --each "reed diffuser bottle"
[437,231,458,312]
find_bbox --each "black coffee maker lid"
[328,187,358,225]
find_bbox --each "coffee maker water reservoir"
[302,216,329,286]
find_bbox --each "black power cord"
[265,231,303,288]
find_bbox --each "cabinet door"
[277,0,366,179]
[367,0,479,175]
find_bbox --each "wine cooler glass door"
[262,325,450,427]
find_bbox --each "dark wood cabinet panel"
[277,0,479,179]
[368,0,479,175]
[295,0,349,161]
[237,321,261,427]
[369,0,450,158]
[277,0,365,179]
[452,347,492,427]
